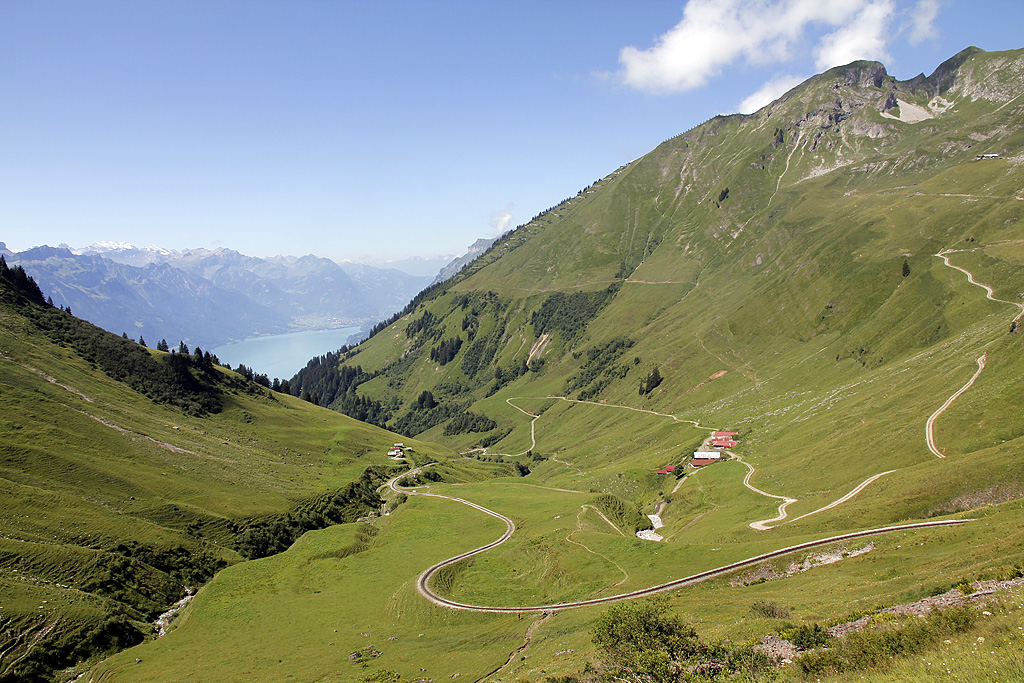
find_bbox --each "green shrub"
[795,605,976,676]
[783,623,830,650]
[749,600,791,619]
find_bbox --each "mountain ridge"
[5,244,433,349]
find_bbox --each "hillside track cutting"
[937,248,1024,323]
[733,455,797,531]
[924,248,1024,457]
[925,353,986,458]
[388,469,970,613]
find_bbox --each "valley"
[5,46,1024,683]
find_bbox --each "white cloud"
[907,0,940,45]
[616,0,903,94]
[814,1,895,70]
[488,204,515,236]
[738,74,806,114]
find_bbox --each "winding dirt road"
[388,468,970,613]
[925,353,986,458]
[924,248,1024,457]
[733,456,797,531]
[787,470,899,525]
[936,248,1024,323]
[378,243,1020,616]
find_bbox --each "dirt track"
[388,469,970,613]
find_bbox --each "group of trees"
[639,367,664,396]
[429,335,463,365]
[232,466,390,559]
[531,283,622,342]
[566,336,635,397]
[442,410,497,436]
[0,255,47,305]
[233,362,274,389]
[1,257,303,417]
[290,352,390,426]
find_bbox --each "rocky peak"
[825,60,888,90]
[923,46,983,96]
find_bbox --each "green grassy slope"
[0,275,452,682]
[81,47,1024,682]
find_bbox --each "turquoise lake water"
[211,326,362,381]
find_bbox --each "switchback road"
[388,469,970,613]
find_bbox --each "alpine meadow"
[5,46,1024,683]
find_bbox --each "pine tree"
[902,259,911,278]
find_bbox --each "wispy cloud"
[906,0,940,45]
[488,204,515,236]
[616,0,926,95]
[738,74,806,114]
[814,1,894,71]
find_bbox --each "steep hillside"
[0,264,448,682]
[215,47,1024,679]
[302,48,1024,466]
[57,47,1024,683]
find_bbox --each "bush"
[749,600,791,619]
[444,411,499,438]
[784,623,830,650]
[531,284,621,341]
[592,598,702,682]
[565,336,635,396]
[795,605,976,676]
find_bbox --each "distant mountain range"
[0,241,440,348]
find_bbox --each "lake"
[211,326,362,381]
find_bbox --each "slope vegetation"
[80,47,1024,682]
[0,264,447,682]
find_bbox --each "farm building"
[712,431,738,438]
[691,458,717,467]
[711,439,737,448]
[693,451,722,459]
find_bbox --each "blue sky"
[2,0,1022,263]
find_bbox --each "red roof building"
[665,465,676,472]
[713,431,738,438]
[712,439,737,448]
[691,458,717,467]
